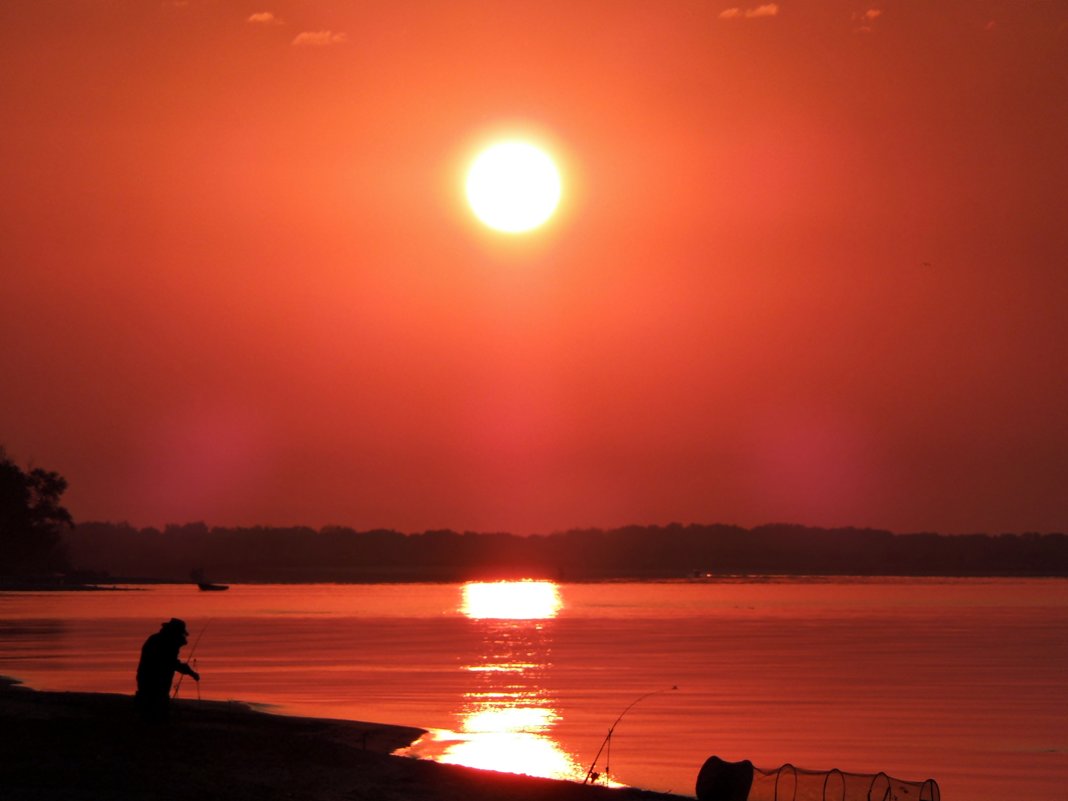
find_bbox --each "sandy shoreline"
[0,677,688,801]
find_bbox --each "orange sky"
[2,2,1066,535]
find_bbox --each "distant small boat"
[191,568,228,591]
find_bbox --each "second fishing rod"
[172,619,210,700]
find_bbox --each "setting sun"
[465,141,562,233]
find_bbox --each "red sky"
[2,2,1066,535]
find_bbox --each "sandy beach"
[0,677,688,801]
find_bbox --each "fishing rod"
[172,619,210,699]
[583,685,678,785]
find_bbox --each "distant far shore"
[63,522,1068,583]
[0,676,685,801]
[0,580,135,591]
[6,572,1068,598]
[5,572,1068,593]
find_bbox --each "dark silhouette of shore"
[0,677,684,801]
[64,522,1068,583]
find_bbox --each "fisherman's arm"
[176,661,200,681]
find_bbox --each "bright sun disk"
[465,141,561,233]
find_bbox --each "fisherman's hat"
[162,617,189,636]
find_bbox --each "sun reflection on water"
[439,701,583,779]
[461,580,562,620]
[404,581,584,781]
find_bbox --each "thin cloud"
[746,4,779,18]
[247,12,281,25]
[852,8,882,34]
[719,4,779,20]
[292,30,348,47]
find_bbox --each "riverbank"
[0,677,688,801]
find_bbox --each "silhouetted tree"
[0,448,72,576]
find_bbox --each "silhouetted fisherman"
[136,617,200,721]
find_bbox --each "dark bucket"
[696,756,754,801]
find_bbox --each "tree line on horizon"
[3,450,1066,582]
[65,520,1068,582]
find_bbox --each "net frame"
[752,762,940,801]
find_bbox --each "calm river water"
[1,578,1065,800]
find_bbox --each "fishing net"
[696,755,940,801]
